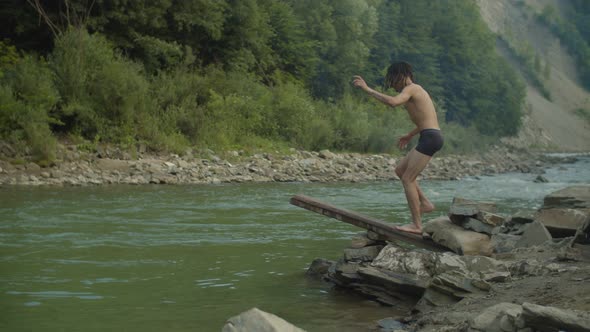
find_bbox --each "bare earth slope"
[476,0,590,151]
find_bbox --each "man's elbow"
[387,100,399,108]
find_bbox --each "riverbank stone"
[515,221,553,248]
[536,208,590,237]
[521,302,590,332]
[468,302,524,332]
[350,232,378,248]
[462,217,495,235]
[423,216,493,256]
[542,185,590,209]
[491,234,520,253]
[448,197,498,224]
[222,307,306,332]
[534,175,549,183]
[573,218,590,245]
[344,246,383,262]
[306,258,334,278]
[367,245,509,306]
[476,211,506,227]
[509,210,536,224]
[0,144,575,186]
[377,318,406,332]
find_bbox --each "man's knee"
[395,166,404,178]
[401,173,416,185]
[400,171,418,185]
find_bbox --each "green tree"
[291,0,379,98]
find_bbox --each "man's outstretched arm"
[352,75,411,107]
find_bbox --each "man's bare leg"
[417,183,435,213]
[395,155,435,214]
[395,149,432,234]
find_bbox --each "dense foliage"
[0,0,529,161]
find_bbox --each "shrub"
[439,122,495,155]
[0,55,59,161]
[0,40,19,78]
[50,28,150,143]
[270,81,317,148]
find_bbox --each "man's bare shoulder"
[404,83,431,98]
[407,83,426,91]
[401,83,421,94]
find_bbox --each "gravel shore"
[0,144,578,186]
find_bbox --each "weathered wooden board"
[290,194,449,252]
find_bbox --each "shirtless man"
[353,61,443,235]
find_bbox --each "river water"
[1,154,589,332]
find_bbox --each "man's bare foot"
[395,224,423,235]
[420,201,435,214]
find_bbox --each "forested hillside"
[0,0,545,162]
[476,0,590,151]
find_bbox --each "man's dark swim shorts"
[415,129,443,156]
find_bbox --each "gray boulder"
[306,258,334,278]
[491,234,520,253]
[377,318,406,332]
[536,208,590,237]
[370,245,509,306]
[357,266,428,297]
[509,210,536,224]
[542,185,590,209]
[318,149,336,159]
[463,217,495,235]
[477,211,506,226]
[534,175,549,183]
[328,261,363,285]
[521,302,590,332]
[468,302,523,332]
[367,230,389,241]
[222,307,306,332]
[448,197,498,224]
[350,232,378,248]
[514,221,552,248]
[423,216,493,256]
[573,217,590,245]
[344,246,383,262]
[370,245,434,278]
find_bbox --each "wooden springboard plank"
[290,194,449,252]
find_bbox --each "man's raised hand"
[352,76,368,91]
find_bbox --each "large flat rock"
[522,302,590,332]
[535,208,590,237]
[357,266,428,296]
[469,302,523,332]
[369,245,509,305]
[543,185,590,209]
[515,220,553,248]
[423,216,493,256]
[448,197,498,224]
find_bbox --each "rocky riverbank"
[224,186,590,332]
[311,186,590,332]
[0,142,579,186]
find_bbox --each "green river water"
[1,154,589,332]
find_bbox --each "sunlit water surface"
[1,155,588,331]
